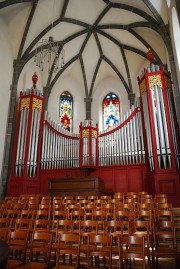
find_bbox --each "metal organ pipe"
[41,111,79,169]
[98,100,144,166]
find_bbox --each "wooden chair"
[155,202,172,211]
[33,219,51,231]
[138,203,153,211]
[115,210,132,222]
[87,234,112,269]
[71,210,85,221]
[52,219,74,259]
[152,220,177,268]
[6,229,29,268]
[27,203,39,211]
[130,220,151,260]
[38,204,51,211]
[133,210,153,233]
[84,204,95,220]
[79,220,98,262]
[0,228,8,242]
[16,230,53,269]
[104,220,124,268]
[51,210,67,234]
[20,209,35,220]
[6,209,20,219]
[154,197,167,205]
[54,232,80,269]
[119,235,146,269]
[14,218,32,231]
[40,196,51,205]
[53,204,65,211]
[35,209,50,220]
[80,220,98,236]
[154,210,173,222]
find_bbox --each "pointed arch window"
[59,91,73,132]
[103,92,120,130]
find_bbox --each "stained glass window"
[59,91,73,132]
[103,92,120,130]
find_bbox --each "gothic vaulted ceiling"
[0,0,170,103]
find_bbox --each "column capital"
[128,93,135,106]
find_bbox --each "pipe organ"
[12,69,180,176]
[138,64,180,171]
[8,57,180,203]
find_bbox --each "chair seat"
[6,259,25,269]
[15,261,48,268]
[152,247,177,257]
[53,266,77,269]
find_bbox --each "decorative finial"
[147,48,154,64]
[32,72,38,87]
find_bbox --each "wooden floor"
[14,257,180,269]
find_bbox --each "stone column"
[128,93,135,106]
[43,86,50,111]
[0,60,22,198]
[84,97,92,120]
[0,82,18,198]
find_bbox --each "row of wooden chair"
[4,218,178,269]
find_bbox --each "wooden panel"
[128,168,143,191]
[48,177,104,196]
[159,180,176,196]
[114,169,128,192]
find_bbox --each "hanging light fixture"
[34,37,65,73]
[34,0,65,73]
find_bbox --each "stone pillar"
[0,81,18,199]
[128,93,135,106]
[43,86,50,111]
[84,97,92,120]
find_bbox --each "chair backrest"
[33,219,51,231]
[56,219,74,234]
[20,209,35,219]
[71,210,85,221]
[120,235,146,269]
[29,230,52,265]
[7,229,29,263]
[104,220,124,236]
[35,209,50,220]
[56,232,80,268]
[153,220,177,249]
[115,210,132,221]
[87,234,112,268]
[14,218,32,231]
[80,220,98,236]
[154,210,173,222]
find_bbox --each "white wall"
[0,16,13,177]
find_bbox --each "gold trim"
[165,76,172,92]
[139,79,146,94]
[92,130,97,138]
[148,74,162,89]
[82,129,89,138]
[20,97,30,110]
[32,98,43,111]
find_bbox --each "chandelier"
[34,36,65,73]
